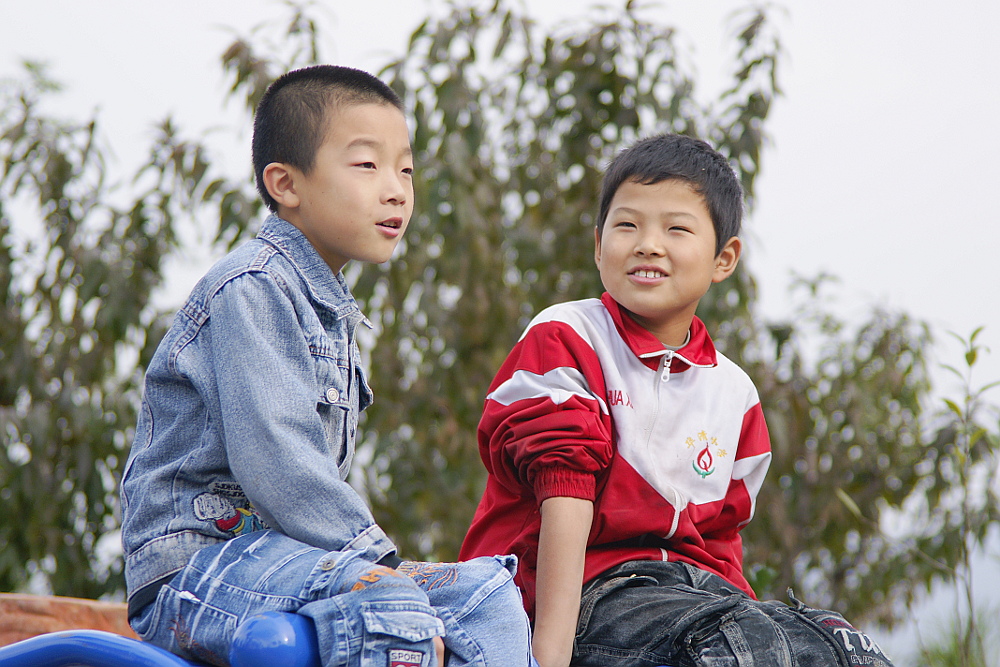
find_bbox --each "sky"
[3,0,1000,657]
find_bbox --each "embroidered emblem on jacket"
[686,431,728,479]
[193,490,266,536]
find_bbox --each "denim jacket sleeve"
[207,268,395,561]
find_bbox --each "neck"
[623,309,692,348]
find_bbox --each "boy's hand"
[531,496,594,667]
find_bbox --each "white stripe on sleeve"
[487,367,609,415]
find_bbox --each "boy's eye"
[615,221,636,229]
[402,167,413,176]
[357,161,377,169]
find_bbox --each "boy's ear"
[712,236,742,283]
[262,162,301,210]
[593,226,602,267]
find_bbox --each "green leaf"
[835,487,864,521]
[943,398,963,417]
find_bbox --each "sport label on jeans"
[389,648,424,667]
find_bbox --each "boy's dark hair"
[597,134,744,255]
[252,65,404,212]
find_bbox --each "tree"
[2,1,997,638]
[0,65,163,597]
[0,63,254,597]
[915,329,999,666]
[740,276,937,624]
[347,0,778,564]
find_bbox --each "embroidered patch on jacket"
[396,562,460,590]
[686,430,728,479]
[389,648,424,667]
[192,491,266,537]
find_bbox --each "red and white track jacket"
[460,293,771,617]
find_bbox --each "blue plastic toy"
[0,627,196,666]
[0,611,665,666]
[0,611,320,667]
[228,611,320,667]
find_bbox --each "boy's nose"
[635,233,665,256]
[382,173,409,206]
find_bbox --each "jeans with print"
[572,560,893,667]
[130,531,531,667]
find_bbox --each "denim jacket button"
[326,387,340,403]
[320,559,336,571]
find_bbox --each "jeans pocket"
[129,593,161,641]
[577,573,659,636]
[361,600,444,642]
[172,591,239,667]
[700,605,793,667]
[361,601,445,667]
[781,592,894,667]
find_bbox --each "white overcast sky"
[3,0,997,389]
[3,0,1000,652]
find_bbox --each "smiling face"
[595,178,741,346]
[267,102,414,273]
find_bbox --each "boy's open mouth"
[630,268,667,278]
[377,218,402,229]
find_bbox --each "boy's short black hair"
[252,65,404,212]
[597,134,744,255]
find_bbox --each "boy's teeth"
[635,270,664,278]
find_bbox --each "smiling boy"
[121,65,529,667]
[594,176,740,346]
[460,134,893,667]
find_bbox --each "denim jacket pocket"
[313,355,355,473]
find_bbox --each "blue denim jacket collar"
[258,215,371,328]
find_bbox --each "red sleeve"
[478,321,614,504]
[700,401,771,571]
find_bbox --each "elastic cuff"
[532,467,596,503]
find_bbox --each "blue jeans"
[572,561,893,667]
[131,531,531,667]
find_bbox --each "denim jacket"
[120,215,397,610]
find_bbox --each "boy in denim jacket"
[461,134,892,667]
[121,65,530,667]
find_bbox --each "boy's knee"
[462,554,521,606]
[476,555,523,609]
[399,555,518,605]
[408,556,527,633]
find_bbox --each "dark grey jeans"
[572,561,893,667]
